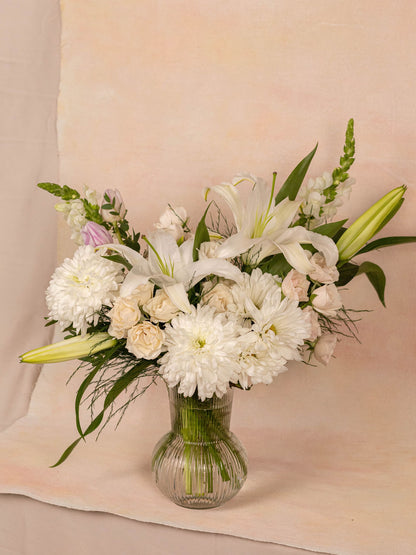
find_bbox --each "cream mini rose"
[143,289,180,323]
[201,282,236,313]
[131,282,154,306]
[312,284,342,317]
[108,296,141,339]
[308,252,339,284]
[282,269,309,302]
[313,334,337,365]
[302,306,322,342]
[126,322,165,359]
[198,240,220,260]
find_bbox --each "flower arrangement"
[21,119,415,477]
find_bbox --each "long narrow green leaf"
[274,143,318,205]
[74,365,104,438]
[313,219,348,238]
[357,261,386,306]
[356,236,416,255]
[193,203,211,261]
[52,359,154,466]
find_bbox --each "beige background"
[1,1,416,554]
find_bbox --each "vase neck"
[168,386,233,440]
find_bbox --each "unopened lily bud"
[20,333,116,364]
[101,189,126,223]
[336,186,406,261]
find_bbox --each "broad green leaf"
[336,262,359,286]
[275,143,318,205]
[357,261,386,307]
[313,219,348,238]
[259,254,292,276]
[356,235,416,255]
[37,182,80,200]
[193,203,211,261]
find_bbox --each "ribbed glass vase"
[152,385,247,509]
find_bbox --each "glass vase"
[152,385,247,509]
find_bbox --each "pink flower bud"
[101,189,126,223]
[81,221,113,247]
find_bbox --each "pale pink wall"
[58,0,416,444]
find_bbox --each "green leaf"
[356,235,416,255]
[37,182,80,200]
[259,253,292,276]
[102,254,133,271]
[74,365,103,437]
[82,199,104,224]
[275,143,318,205]
[51,359,153,466]
[357,261,386,306]
[336,262,359,286]
[313,219,348,238]
[193,203,211,261]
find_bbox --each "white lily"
[208,174,338,273]
[101,231,243,313]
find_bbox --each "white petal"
[164,283,192,313]
[187,258,244,289]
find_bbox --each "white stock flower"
[143,289,180,322]
[55,187,99,245]
[313,334,337,365]
[108,296,141,339]
[126,322,165,360]
[312,284,342,317]
[308,252,339,284]
[159,305,244,400]
[46,245,123,334]
[282,269,310,302]
[55,199,87,245]
[154,205,187,240]
[299,172,332,220]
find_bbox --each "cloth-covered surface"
[1,1,416,554]
[0,341,416,555]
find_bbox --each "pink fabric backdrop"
[1,1,416,554]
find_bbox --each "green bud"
[20,332,117,364]
[336,186,406,261]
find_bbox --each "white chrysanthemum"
[46,245,123,334]
[159,305,245,400]
[237,331,288,389]
[231,268,281,317]
[248,287,311,361]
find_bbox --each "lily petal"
[164,283,192,313]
